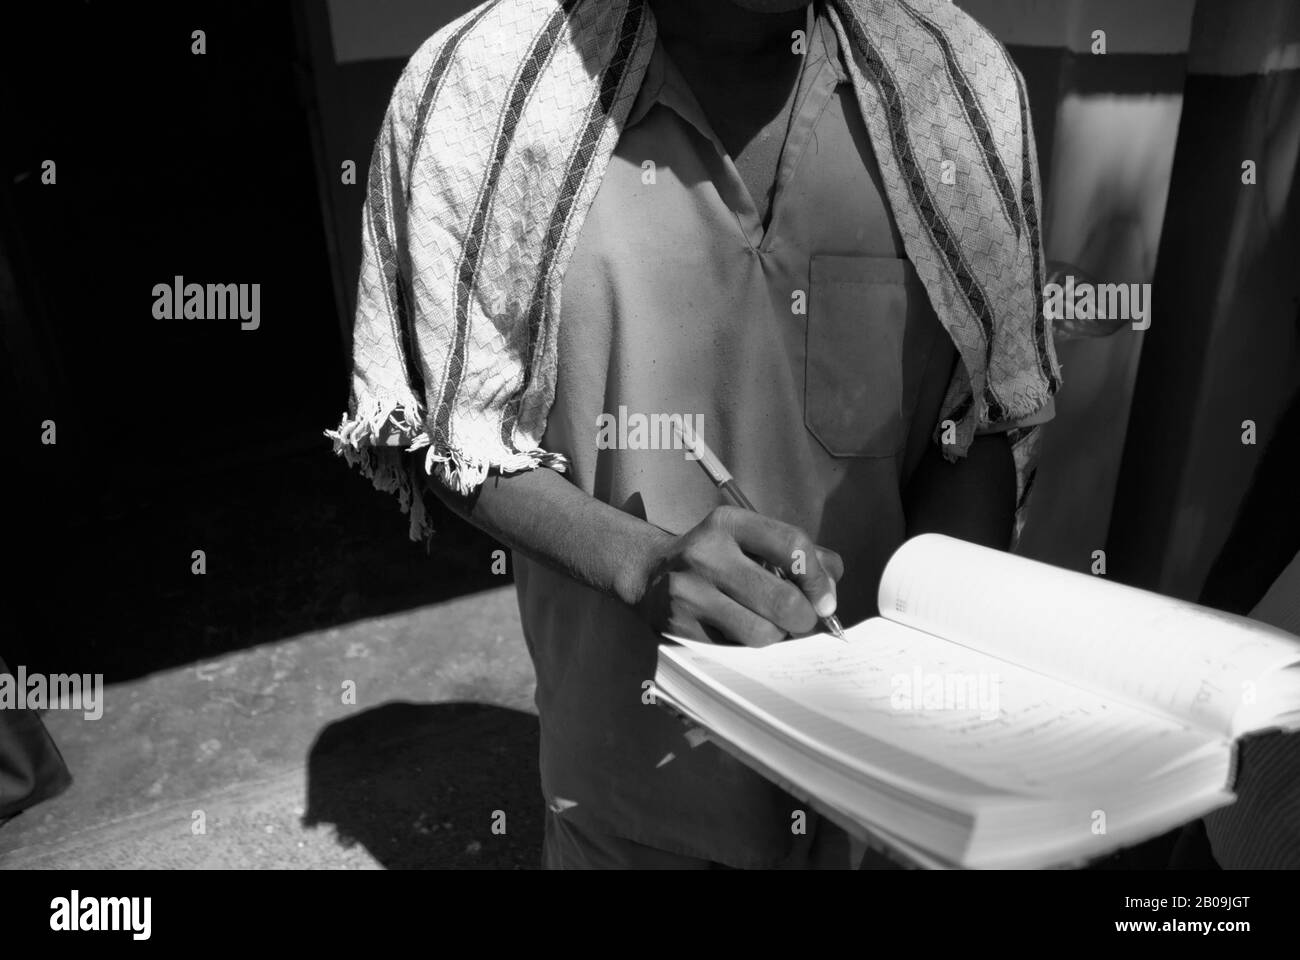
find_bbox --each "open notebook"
[652,534,1300,869]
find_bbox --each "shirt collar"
[625,2,846,131]
[624,27,702,131]
[816,2,850,83]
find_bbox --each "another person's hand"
[630,506,843,646]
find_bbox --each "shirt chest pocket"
[805,255,941,458]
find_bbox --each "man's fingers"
[714,508,840,619]
[697,589,787,648]
[708,547,818,635]
[660,572,783,647]
[815,546,844,582]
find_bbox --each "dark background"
[2,2,502,682]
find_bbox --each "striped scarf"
[326,0,1061,541]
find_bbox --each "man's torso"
[514,3,957,866]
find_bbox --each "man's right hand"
[628,506,844,647]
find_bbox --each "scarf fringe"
[325,397,569,542]
[422,446,570,498]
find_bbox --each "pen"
[673,421,847,642]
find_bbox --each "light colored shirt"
[513,3,1044,866]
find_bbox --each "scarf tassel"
[325,398,568,543]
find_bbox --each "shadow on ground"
[303,701,543,869]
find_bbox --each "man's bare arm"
[428,466,843,646]
[431,467,669,612]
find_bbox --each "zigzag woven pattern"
[327,0,1060,541]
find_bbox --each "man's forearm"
[903,433,1018,549]
[428,466,672,608]
[432,432,1017,612]
[427,460,845,647]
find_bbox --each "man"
[329,0,1059,868]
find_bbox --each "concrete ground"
[3,443,552,870]
[0,587,542,869]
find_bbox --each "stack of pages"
[652,535,1300,868]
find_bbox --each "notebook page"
[665,621,1214,799]
[877,535,1300,737]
